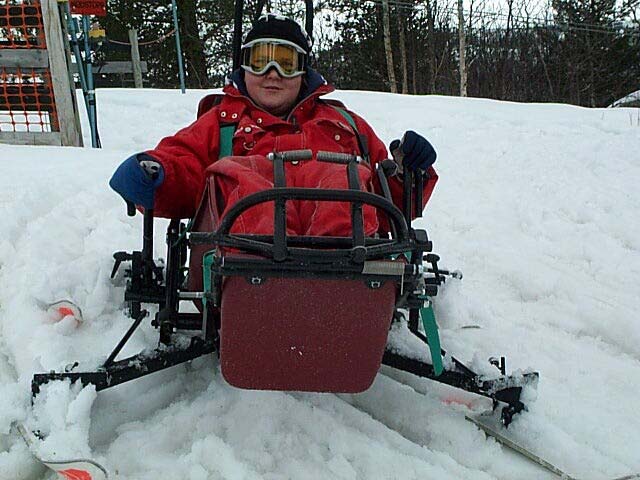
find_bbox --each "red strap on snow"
[56,306,76,317]
[59,469,93,480]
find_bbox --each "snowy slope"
[0,88,639,480]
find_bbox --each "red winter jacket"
[146,71,437,234]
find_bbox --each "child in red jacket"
[110,14,438,236]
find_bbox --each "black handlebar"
[317,151,361,164]
[190,187,411,255]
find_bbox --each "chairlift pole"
[62,4,88,106]
[81,15,99,147]
[170,0,186,93]
[232,0,244,70]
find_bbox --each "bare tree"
[457,0,467,96]
[397,5,409,93]
[382,0,398,92]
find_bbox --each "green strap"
[419,296,444,376]
[219,108,357,157]
[202,251,215,309]
[330,106,371,163]
[332,106,358,131]
[391,252,442,375]
[219,124,236,158]
[178,124,234,242]
[191,124,235,297]
[196,125,235,292]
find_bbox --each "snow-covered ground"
[1,88,639,480]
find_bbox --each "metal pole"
[232,0,244,71]
[63,4,88,106]
[171,0,186,93]
[82,15,99,147]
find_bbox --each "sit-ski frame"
[31,149,538,427]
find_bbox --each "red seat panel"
[220,275,395,393]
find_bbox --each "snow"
[1,87,639,479]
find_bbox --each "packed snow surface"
[1,88,639,480]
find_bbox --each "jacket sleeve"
[144,109,221,219]
[348,111,439,229]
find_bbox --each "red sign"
[70,0,107,16]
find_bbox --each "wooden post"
[41,0,83,146]
[59,2,84,146]
[128,29,143,88]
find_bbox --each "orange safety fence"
[0,0,59,134]
[0,67,58,132]
[0,1,46,49]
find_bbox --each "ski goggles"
[241,39,306,78]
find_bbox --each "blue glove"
[109,153,164,209]
[389,131,437,173]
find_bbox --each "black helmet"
[243,13,312,55]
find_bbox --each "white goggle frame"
[240,38,307,78]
